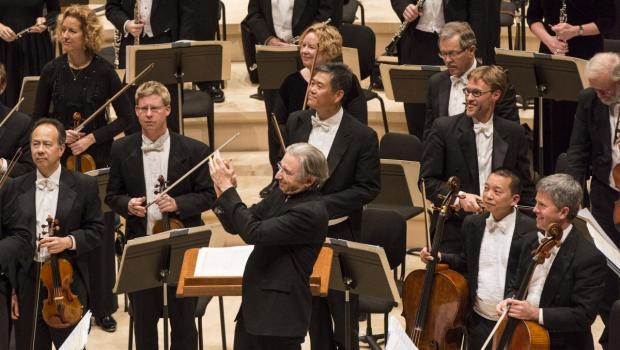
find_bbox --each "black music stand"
[495,48,586,174]
[85,167,111,213]
[114,226,212,350]
[18,76,40,116]
[255,45,302,90]
[380,64,445,103]
[127,41,230,135]
[325,238,401,350]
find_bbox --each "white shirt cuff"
[123,20,130,37]
[68,235,77,250]
[0,158,6,174]
[538,308,544,325]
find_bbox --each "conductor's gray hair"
[536,174,583,220]
[285,143,329,189]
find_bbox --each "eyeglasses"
[276,162,294,177]
[462,88,492,98]
[135,105,167,114]
[438,48,467,60]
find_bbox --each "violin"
[65,112,96,173]
[39,216,84,329]
[152,175,184,234]
[401,176,470,349]
[489,223,563,350]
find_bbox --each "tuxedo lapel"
[456,116,478,188]
[299,113,313,144]
[168,133,189,184]
[127,135,146,195]
[539,228,578,307]
[438,75,451,117]
[505,212,531,295]
[0,105,8,141]
[326,115,353,177]
[594,100,612,160]
[151,0,160,15]
[292,0,307,27]
[18,172,37,238]
[469,214,487,285]
[492,120,509,169]
[56,169,77,236]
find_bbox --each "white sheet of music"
[194,245,254,277]
[577,208,620,272]
[386,315,418,350]
[58,310,91,350]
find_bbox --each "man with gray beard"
[566,52,620,349]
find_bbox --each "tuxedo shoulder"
[175,133,209,150]
[113,132,140,147]
[462,212,487,227]
[289,109,313,121]
[429,70,450,85]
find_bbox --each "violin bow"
[0,97,25,129]
[421,178,432,249]
[144,132,240,209]
[481,304,510,350]
[270,113,286,154]
[301,44,319,111]
[74,63,154,133]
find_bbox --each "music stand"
[325,238,401,350]
[18,76,40,116]
[380,64,445,103]
[255,45,301,90]
[576,208,620,277]
[126,40,232,134]
[495,48,588,174]
[84,167,111,213]
[114,225,212,350]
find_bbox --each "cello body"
[492,318,549,350]
[402,264,469,350]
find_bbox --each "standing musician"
[565,51,620,349]
[209,143,329,350]
[105,80,216,350]
[285,63,380,350]
[10,118,104,350]
[423,21,519,141]
[32,5,133,332]
[0,63,34,178]
[420,168,536,349]
[105,0,197,134]
[421,65,534,254]
[496,174,607,350]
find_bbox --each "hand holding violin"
[154,194,177,213]
[128,196,146,217]
[39,235,73,254]
[68,133,95,156]
[457,192,482,213]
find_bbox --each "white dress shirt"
[416,0,445,33]
[608,104,620,190]
[308,107,344,158]
[474,117,494,195]
[271,0,295,42]
[526,224,572,325]
[448,60,477,116]
[34,165,62,262]
[142,130,170,235]
[475,208,517,320]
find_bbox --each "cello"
[489,224,563,350]
[401,176,470,349]
[152,175,184,234]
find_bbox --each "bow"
[142,141,164,153]
[473,123,492,138]
[311,115,330,132]
[36,178,57,192]
[486,217,507,234]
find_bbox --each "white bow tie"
[450,75,466,86]
[486,217,507,234]
[142,141,164,153]
[36,178,57,192]
[311,116,330,132]
[473,123,492,138]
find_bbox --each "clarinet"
[384,0,425,56]
[559,0,567,24]
[134,0,141,46]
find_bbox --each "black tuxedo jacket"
[0,180,31,271]
[214,187,327,337]
[442,211,536,305]
[285,109,380,240]
[11,168,103,291]
[0,104,34,177]
[423,70,520,140]
[243,0,340,45]
[390,0,469,26]
[421,114,535,207]
[510,227,607,350]
[105,132,216,240]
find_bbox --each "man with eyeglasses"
[421,65,534,254]
[423,21,519,141]
[285,62,380,350]
[566,52,620,349]
[105,80,216,350]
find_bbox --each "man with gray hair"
[423,21,519,140]
[496,174,607,350]
[566,51,620,349]
[209,142,329,350]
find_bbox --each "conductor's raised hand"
[208,151,237,197]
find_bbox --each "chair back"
[500,1,516,27]
[339,23,376,81]
[342,0,359,24]
[360,208,407,270]
[379,132,422,161]
[604,39,620,53]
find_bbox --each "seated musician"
[0,63,34,178]
[285,62,380,350]
[423,21,519,140]
[496,174,607,350]
[421,65,534,254]
[209,142,329,350]
[105,81,216,350]
[420,168,536,349]
[10,118,104,350]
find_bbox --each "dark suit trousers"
[309,292,360,350]
[234,314,303,350]
[590,179,620,348]
[466,312,494,350]
[399,29,443,139]
[14,262,88,350]
[88,211,118,317]
[0,275,10,349]
[129,285,198,350]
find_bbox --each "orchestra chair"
[339,23,388,132]
[500,1,517,50]
[342,0,365,26]
[216,1,227,41]
[358,208,407,348]
[126,296,227,350]
[604,39,620,53]
[609,300,620,349]
[182,88,215,150]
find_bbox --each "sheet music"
[59,310,91,350]
[577,208,620,276]
[194,245,254,277]
[386,315,418,350]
